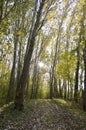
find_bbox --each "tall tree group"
[0,0,86,111]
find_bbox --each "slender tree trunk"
[50,28,60,99]
[35,71,40,98]
[67,79,70,99]
[82,3,86,111]
[17,39,22,85]
[53,75,58,98]
[74,56,80,102]
[30,39,39,99]
[64,81,67,99]
[59,79,63,98]
[50,71,54,98]
[69,78,73,100]
[74,32,81,103]
[0,0,3,22]
[6,35,18,102]
[83,44,86,111]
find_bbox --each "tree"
[6,0,28,102]
[50,1,70,98]
[14,0,46,110]
[0,0,16,23]
[82,2,86,111]
[1,0,86,111]
[74,41,80,102]
[6,27,18,102]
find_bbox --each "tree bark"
[6,35,18,102]
[14,37,35,110]
[30,43,38,99]
[0,0,3,22]
[17,39,22,85]
[83,44,86,111]
[63,81,67,99]
[74,46,80,102]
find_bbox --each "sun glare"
[38,62,44,68]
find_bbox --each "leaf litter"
[0,99,86,130]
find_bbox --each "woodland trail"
[0,99,86,130]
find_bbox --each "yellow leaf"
[17,31,24,36]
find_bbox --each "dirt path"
[0,99,86,130]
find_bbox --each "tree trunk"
[74,58,80,102]
[63,81,67,99]
[83,44,86,111]
[53,75,58,98]
[0,0,3,22]
[50,30,59,99]
[82,3,86,111]
[30,39,39,99]
[59,79,63,98]
[14,37,36,110]
[17,39,22,85]
[6,36,18,102]
[67,79,70,99]
[74,40,80,102]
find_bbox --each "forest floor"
[0,99,86,130]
